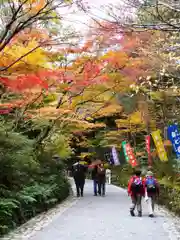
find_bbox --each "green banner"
[122,141,129,162]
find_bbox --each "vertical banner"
[145,135,152,166]
[167,124,180,159]
[111,146,120,165]
[151,130,168,162]
[104,152,114,165]
[122,141,129,162]
[125,143,138,167]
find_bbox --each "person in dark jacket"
[72,162,87,197]
[97,163,106,196]
[91,165,98,196]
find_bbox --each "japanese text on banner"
[125,143,138,167]
[145,135,152,165]
[167,124,180,159]
[151,130,168,162]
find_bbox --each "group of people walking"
[128,169,159,218]
[70,158,159,218]
[71,161,111,197]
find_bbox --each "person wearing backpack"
[128,169,145,217]
[144,171,159,217]
[97,163,106,196]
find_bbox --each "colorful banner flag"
[104,152,114,165]
[151,130,168,162]
[111,146,120,165]
[122,141,129,162]
[145,135,152,165]
[167,124,180,159]
[125,143,138,167]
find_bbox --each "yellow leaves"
[23,0,46,14]
[101,50,128,68]
[150,91,163,100]
[92,104,123,118]
[0,39,49,73]
[149,119,156,131]
[116,111,146,132]
[29,104,105,131]
[129,111,144,124]
[106,72,130,92]
[30,107,72,119]
[65,85,111,112]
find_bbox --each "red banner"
[125,143,138,167]
[145,135,152,165]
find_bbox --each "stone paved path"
[26,180,179,240]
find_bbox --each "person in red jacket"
[144,171,159,217]
[128,169,145,217]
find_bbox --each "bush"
[0,177,70,236]
[158,182,180,216]
[112,165,133,188]
[0,124,70,237]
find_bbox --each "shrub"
[0,178,70,236]
[0,124,70,237]
[112,165,133,188]
[158,182,180,216]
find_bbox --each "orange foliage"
[0,19,154,123]
[12,29,50,45]
[24,0,46,14]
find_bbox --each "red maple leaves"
[0,74,48,92]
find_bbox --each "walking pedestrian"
[106,168,111,184]
[91,164,98,196]
[144,171,159,217]
[71,161,87,197]
[128,169,145,217]
[97,163,106,196]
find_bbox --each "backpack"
[97,166,105,175]
[145,177,156,193]
[130,177,143,194]
[73,164,83,176]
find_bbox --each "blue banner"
[167,124,180,159]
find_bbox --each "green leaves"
[116,93,138,114]
[0,180,70,236]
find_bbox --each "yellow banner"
[151,130,168,162]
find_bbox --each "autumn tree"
[96,0,180,32]
[88,0,180,133]
[62,22,156,151]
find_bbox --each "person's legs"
[102,182,105,196]
[130,195,137,216]
[106,176,108,184]
[148,195,155,217]
[136,194,142,216]
[80,179,85,197]
[151,195,155,212]
[109,175,111,184]
[74,179,80,197]
[93,179,97,196]
[147,197,153,215]
[98,182,101,195]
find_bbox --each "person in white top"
[106,168,111,184]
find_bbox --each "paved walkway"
[27,180,178,240]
